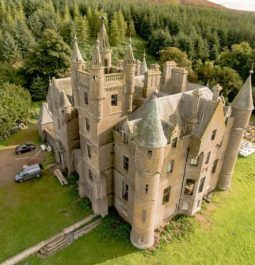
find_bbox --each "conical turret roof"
[232,73,254,111]
[92,39,102,67]
[134,94,167,148]
[72,36,84,63]
[98,19,110,50]
[124,38,136,64]
[140,51,148,74]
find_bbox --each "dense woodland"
[0,0,255,138]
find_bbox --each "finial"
[49,76,52,84]
[249,63,254,75]
[74,34,77,42]
[143,50,146,57]
[99,15,105,24]
[129,36,132,47]
[96,39,100,46]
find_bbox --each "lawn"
[0,124,41,149]
[0,125,92,263]
[20,153,255,265]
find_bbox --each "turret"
[90,39,105,120]
[71,36,85,107]
[140,51,148,75]
[218,72,254,190]
[143,64,161,98]
[131,94,167,249]
[98,17,112,71]
[124,38,136,113]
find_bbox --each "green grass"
[20,153,255,265]
[0,124,41,149]
[0,126,92,263]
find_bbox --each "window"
[184,179,195,196]
[88,169,93,181]
[84,92,88,105]
[167,160,174,173]
[205,152,211,164]
[145,184,149,194]
[148,150,152,158]
[111,94,118,106]
[211,130,217,140]
[123,156,129,170]
[225,118,229,126]
[141,210,147,222]
[57,119,60,129]
[122,181,128,201]
[85,118,90,131]
[198,177,206,193]
[212,159,218,173]
[190,158,198,166]
[172,137,178,148]
[123,133,128,144]
[87,145,91,159]
[104,59,108,67]
[162,186,171,204]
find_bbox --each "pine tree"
[74,16,89,46]
[110,15,120,46]
[0,31,20,63]
[116,10,127,42]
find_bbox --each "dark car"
[15,144,36,155]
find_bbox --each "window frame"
[84,91,89,105]
[111,94,118,106]
[205,152,211,164]
[198,177,206,193]
[123,155,129,171]
[87,145,91,159]
[122,181,129,201]
[211,129,217,140]
[162,186,171,205]
[85,118,90,132]
[167,160,174,173]
[211,159,218,173]
[184,179,195,196]
[172,137,178,148]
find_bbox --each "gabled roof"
[231,74,254,111]
[133,94,167,148]
[38,102,53,125]
[61,90,71,108]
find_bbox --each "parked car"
[15,164,43,183]
[15,144,36,155]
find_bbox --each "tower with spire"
[39,20,254,250]
[218,71,254,190]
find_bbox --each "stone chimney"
[212,84,223,101]
[170,67,188,94]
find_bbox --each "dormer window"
[172,137,178,148]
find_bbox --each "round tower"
[71,36,85,107]
[90,40,105,120]
[124,38,136,113]
[131,94,167,249]
[218,73,254,190]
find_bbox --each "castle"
[38,21,254,249]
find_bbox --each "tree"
[0,31,20,63]
[160,47,192,67]
[24,29,71,100]
[25,29,71,78]
[110,15,120,46]
[148,28,172,56]
[218,42,255,80]
[0,82,31,139]
[116,10,127,42]
[74,16,89,46]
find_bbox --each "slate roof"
[38,102,53,125]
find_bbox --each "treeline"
[0,0,255,102]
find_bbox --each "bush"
[0,82,31,140]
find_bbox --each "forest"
[0,0,255,138]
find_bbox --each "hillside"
[150,0,227,10]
